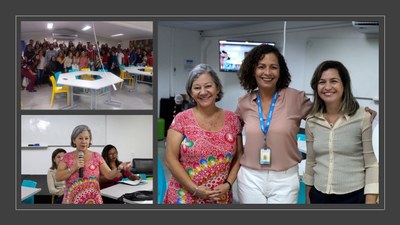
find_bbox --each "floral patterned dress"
[61,151,105,204]
[163,109,241,204]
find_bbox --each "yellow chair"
[49,76,70,108]
[81,68,93,80]
[120,68,134,89]
[140,66,153,84]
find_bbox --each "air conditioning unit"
[352,21,379,34]
[52,32,78,40]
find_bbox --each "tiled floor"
[21,81,153,110]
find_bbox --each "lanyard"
[257,90,278,148]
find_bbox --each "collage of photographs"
[18,17,382,209]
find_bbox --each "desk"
[57,71,123,109]
[21,186,42,201]
[101,181,153,204]
[124,67,153,91]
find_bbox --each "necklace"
[324,113,340,127]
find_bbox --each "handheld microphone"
[78,151,84,179]
[174,94,183,105]
[173,95,184,117]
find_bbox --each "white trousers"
[237,165,299,204]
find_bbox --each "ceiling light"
[47,23,53,29]
[111,33,124,37]
[82,25,92,31]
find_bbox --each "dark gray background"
[3,0,396,224]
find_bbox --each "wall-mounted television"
[219,40,275,72]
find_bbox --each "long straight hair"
[50,148,67,170]
[101,144,122,168]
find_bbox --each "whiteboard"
[21,115,106,146]
[21,115,153,174]
[304,38,379,99]
[106,115,153,159]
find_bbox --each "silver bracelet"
[192,186,199,196]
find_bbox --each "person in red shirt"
[147,50,153,67]
[21,59,37,92]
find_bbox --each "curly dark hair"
[238,44,291,93]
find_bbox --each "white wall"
[157,26,202,116]
[158,21,379,113]
[21,115,152,175]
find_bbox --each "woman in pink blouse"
[78,51,89,70]
[235,45,376,204]
[236,44,312,204]
[56,125,131,204]
[163,64,243,204]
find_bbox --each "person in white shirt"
[47,148,67,204]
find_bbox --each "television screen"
[219,40,275,72]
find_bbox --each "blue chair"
[297,133,307,204]
[97,69,108,81]
[68,69,80,80]
[54,71,63,87]
[297,178,306,204]
[22,179,37,204]
[157,157,168,204]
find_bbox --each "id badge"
[260,148,271,165]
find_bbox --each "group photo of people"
[20,21,154,110]
[19,19,381,207]
[157,20,380,206]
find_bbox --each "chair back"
[54,71,62,87]
[49,76,57,92]
[119,68,125,79]
[22,180,37,204]
[131,158,153,176]
[96,69,108,80]
[49,76,69,108]
[119,68,134,89]
[144,66,153,73]
[80,68,93,80]
[157,157,167,204]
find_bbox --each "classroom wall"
[157,26,202,117]
[21,115,152,175]
[158,21,379,113]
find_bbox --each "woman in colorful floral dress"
[163,64,243,204]
[56,125,131,204]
